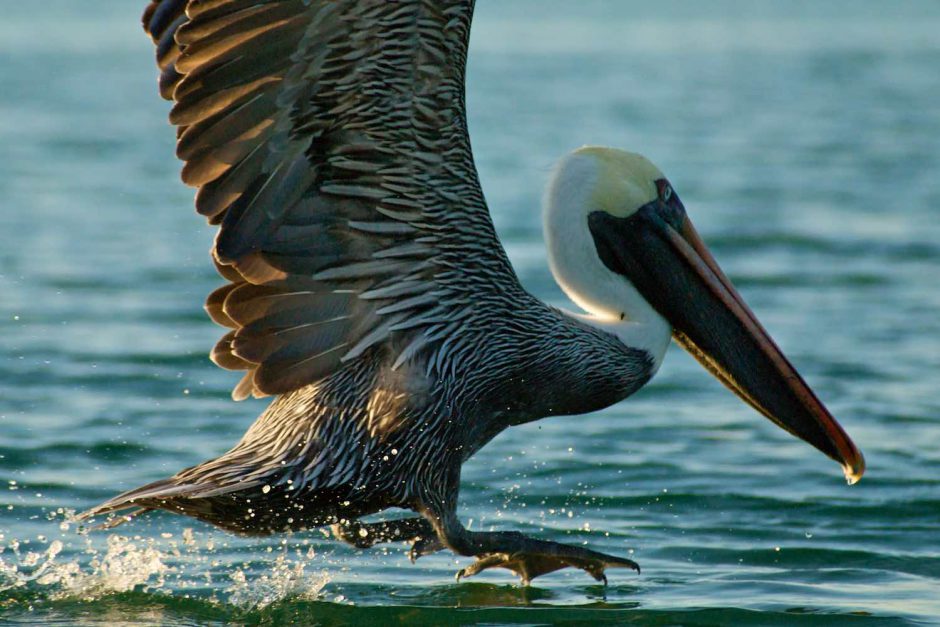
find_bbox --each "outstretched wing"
[142,0,520,400]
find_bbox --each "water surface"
[2,1,939,624]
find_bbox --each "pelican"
[80,0,865,584]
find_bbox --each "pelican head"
[545,146,865,483]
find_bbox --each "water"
[2,1,939,624]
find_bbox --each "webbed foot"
[408,533,445,562]
[453,532,639,585]
[332,517,444,559]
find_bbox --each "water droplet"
[262,485,271,494]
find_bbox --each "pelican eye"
[660,184,673,202]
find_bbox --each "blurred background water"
[2,1,939,624]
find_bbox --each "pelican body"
[80,0,864,584]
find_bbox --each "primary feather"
[144,0,519,401]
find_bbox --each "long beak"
[589,205,865,483]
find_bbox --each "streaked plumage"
[80,0,864,584]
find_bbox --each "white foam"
[0,518,331,610]
[1,533,167,599]
[226,549,329,610]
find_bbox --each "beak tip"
[842,451,866,485]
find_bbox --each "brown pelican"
[79,0,865,585]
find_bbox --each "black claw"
[409,534,443,563]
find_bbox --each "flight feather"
[140,0,519,399]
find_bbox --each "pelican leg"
[426,510,639,585]
[331,517,445,558]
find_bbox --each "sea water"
[2,1,939,624]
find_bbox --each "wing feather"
[142,0,519,399]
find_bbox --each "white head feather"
[543,146,672,372]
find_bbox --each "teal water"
[2,1,940,624]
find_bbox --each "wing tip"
[143,0,188,42]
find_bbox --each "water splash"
[226,548,330,610]
[1,533,168,600]
[0,518,331,612]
